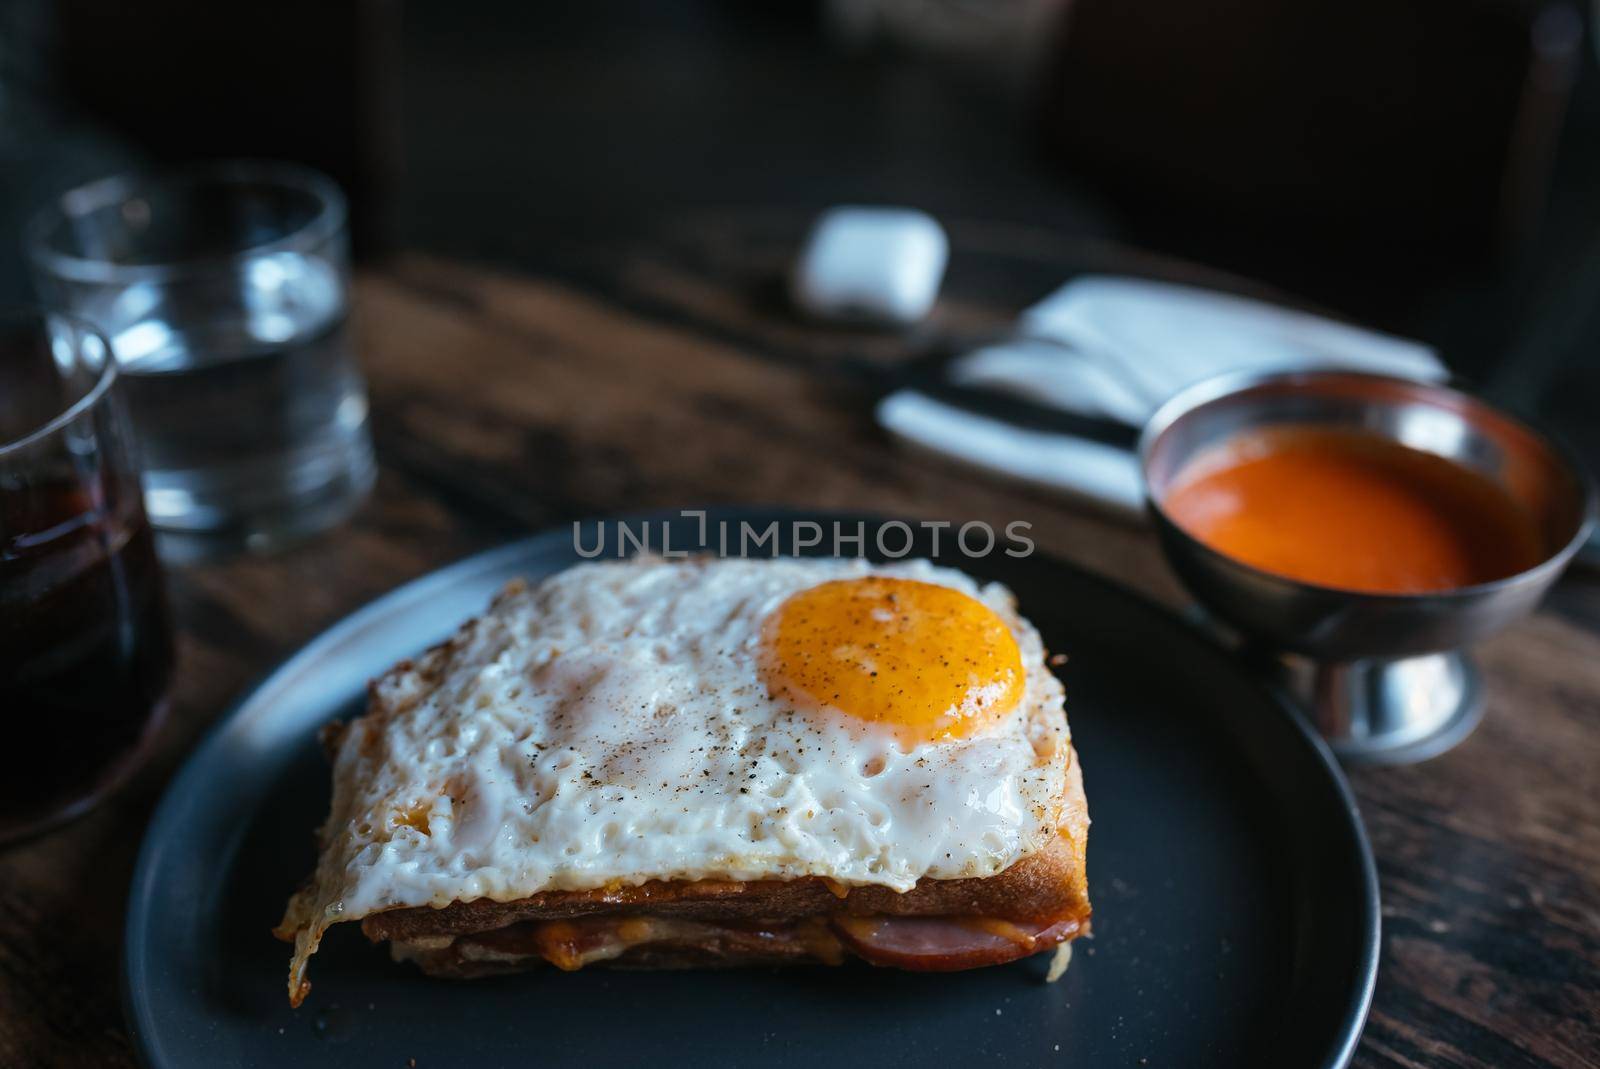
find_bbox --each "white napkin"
[877,276,1447,516]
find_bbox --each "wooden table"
[5,215,1597,1068]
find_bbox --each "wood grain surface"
[2,215,1596,1068]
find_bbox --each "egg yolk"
[762,577,1024,744]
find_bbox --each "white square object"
[791,207,949,326]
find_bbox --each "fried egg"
[279,556,1070,996]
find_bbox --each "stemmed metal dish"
[1140,369,1595,764]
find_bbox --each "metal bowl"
[1139,369,1594,762]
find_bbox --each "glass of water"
[26,161,375,558]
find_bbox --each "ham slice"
[830,915,1082,970]
[393,912,1084,978]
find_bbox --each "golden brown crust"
[360,746,1090,946]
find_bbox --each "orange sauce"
[1162,426,1542,594]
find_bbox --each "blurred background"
[4,0,1598,476]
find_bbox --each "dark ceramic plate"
[124,509,1378,1068]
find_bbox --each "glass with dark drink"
[0,311,174,843]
